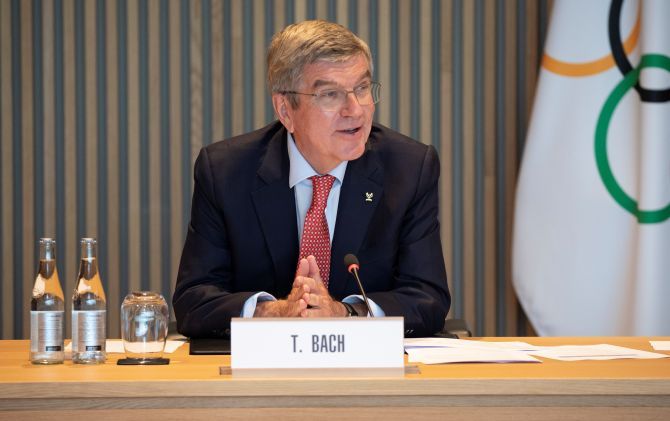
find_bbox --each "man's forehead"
[310,70,372,88]
[302,57,371,88]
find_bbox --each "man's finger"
[302,308,325,318]
[293,276,317,291]
[282,298,307,317]
[302,292,320,307]
[306,255,324,285]
[295,258,309,278]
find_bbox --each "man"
[173,20,450,338]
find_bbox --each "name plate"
[230,317,404,376]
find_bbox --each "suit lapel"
[329,147,383,297]
[251,128,299,296]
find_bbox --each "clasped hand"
[253,255,347,318]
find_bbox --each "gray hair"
[267,20,373,108]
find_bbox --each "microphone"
[343,254,374,317]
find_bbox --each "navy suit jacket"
[173,121,450,338]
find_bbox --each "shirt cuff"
[241,292,276,317]
[342,295,386,317]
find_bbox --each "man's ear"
[272,94,295,133]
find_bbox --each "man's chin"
[343,143,367,162]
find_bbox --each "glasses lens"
[354,85,373,106]
[315,90,344,110]
[314,82,381,111]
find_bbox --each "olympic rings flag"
[513,0,670,336]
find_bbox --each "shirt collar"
[287,132,347,188]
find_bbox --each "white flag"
[513,0,670,336]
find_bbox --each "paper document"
[405,337,543,351]
[64,339,186,354]
[650,341,670,351]
[404,337,541,364]
[403,338,669,364]
[527,344,669,361]
[406,346,540,364]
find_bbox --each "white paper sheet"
[650,341,670,351]
[403,338,669,364]
[404,337,543,351]
[404,338,542,364]
[527,344,669,361]
[406,346,541,364]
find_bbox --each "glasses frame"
[281,81,381,111]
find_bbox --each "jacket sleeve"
[172,147,254,338]
[367,145,451,337]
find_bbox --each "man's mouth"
[338,127,361,135]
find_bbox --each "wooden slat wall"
[0,0,549,339]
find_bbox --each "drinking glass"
[120,291,169,360]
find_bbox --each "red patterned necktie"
[299,175,336,288]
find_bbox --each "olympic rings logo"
[595,54,670,223]
[544,0,670,223]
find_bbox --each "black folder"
[188,338,231,355]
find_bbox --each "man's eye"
[355,83,371,94]
[356,83,371,92]
[319,90,341,99]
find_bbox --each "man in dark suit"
[173,20,450,338]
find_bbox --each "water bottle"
[72,238,107,364]
[30,238,65,364]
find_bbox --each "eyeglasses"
[282,81,381,111]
